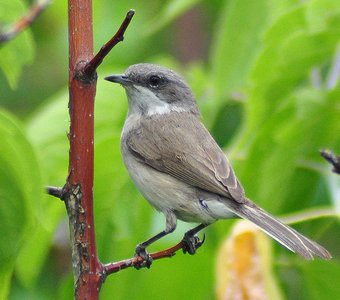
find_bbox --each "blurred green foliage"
[0,0,339,299]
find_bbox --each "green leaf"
[206,0,271,125]
[15,196,65,287]
[143,0,203,36]
[301,260,340,300]
[242,4,340,140]
[210,0,269,98]
[0,0,35,89]
[0,267,11,300]
[234,87,340,213]
[0,109,42,293]
[13,89,71,286]
[15,88,71,286]
[306,0,340,32]
[26,89,69,186]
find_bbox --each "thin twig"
[0,0,52,44]
[320,149,340,175]
[83,9,135,76]
[104,241,184,276]
[103,204,338,277]
[46,186,64,199]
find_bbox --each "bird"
[105,63,331,266]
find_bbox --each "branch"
[0,0,52,44]
[67,4,135,298]
[67,1,100,298]
[83,9,135,76]
[104,241,185,276]
[320,149,340,175]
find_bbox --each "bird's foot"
[134,245,153,269]
[182,233,206,255]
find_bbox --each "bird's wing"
[126,112,245,203]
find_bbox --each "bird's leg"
[182,223,209,255]
[135,230,168,269]
[134,212,176,269]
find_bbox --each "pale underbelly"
[123,154,236,224]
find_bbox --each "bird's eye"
[149,75,162,88]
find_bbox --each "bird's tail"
[224,199,331,260]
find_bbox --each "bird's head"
[105,63,199,116]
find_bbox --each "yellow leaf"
[216,220,283,300]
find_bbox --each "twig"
[0,0,52,44]
[104,241,184,276]
[83,9,135,76]
[102,204,338,277]
[46,186,64,199]
[320,149,340,175]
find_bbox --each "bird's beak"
[104,74,131,85]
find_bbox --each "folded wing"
[126,112,245,203]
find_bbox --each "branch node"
[75,60,98,84]
[46,186,65,200]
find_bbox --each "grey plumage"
[105,63,331,261]
[126,112,245,203]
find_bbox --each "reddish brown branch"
[67,1,101,298]
[0,0,51,43]
[321,150,340,175]
[104,241,185,276]
[66,3,135,298]
[83,9,135,76]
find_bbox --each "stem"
[0,0,52,44]
[67,0,101,298]
[65,3,135,298]
[281,206,338,225]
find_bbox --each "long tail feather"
[225,199,331,260]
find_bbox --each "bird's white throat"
[126,85,186,116]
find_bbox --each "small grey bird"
[105,63,331,265]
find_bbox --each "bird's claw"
[182,233,206,255]
[134,245,153,269]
